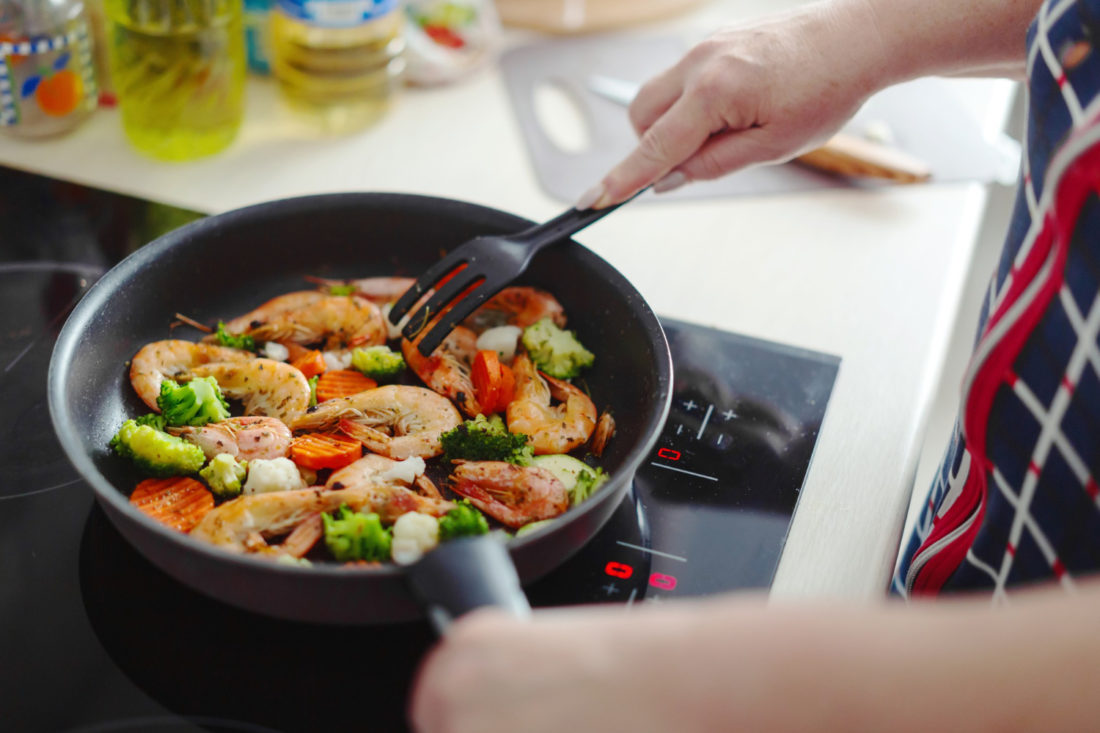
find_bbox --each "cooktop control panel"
[527,319,839,607]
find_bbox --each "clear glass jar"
[0,0,99,137]
[270,0,404,134]
[104,0,246,160]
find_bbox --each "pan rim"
[48,191,673,580]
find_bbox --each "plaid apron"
[895,0,1100,598]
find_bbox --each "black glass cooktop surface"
[0,165,839,732]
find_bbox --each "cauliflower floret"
[243,457,306,494]
[377,456,426,485]
[391,511,440,565]
[262,341,290,361]
[322,350,353,371]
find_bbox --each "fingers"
[583,94,717,209]
[676,125,792,181]
[583,120,792,209]
[627,65,685,138]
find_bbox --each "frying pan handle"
[406,535,532,634]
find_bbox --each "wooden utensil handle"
[796,132,931,183]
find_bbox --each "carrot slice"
[495,362,515,412]
[129,477,214,533]
[280,341,312,362]
[472,349,502,414]
[290,349,327,379]
[290,432,363,470]
[315,369,377,402]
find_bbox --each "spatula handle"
[515,186,649,253]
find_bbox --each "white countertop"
[0,0,1019,600]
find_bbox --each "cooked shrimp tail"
[291,385,463,459]
[462,286,567,333]
[130,340,253,411]
[191,481,453,554]
[187,358,311,425]
[214,291,387,351]
[402,325,481,417]
[505,354,597,455]
[171,416,293,462]
[448,460,568,529]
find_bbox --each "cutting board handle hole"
[533,79,593,154]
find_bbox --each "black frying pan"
[48,193,672,625]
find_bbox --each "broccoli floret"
[307,374,319,407]
[110,419,205,477]
[133,413,167,431]
[438,499,490,541]
[328,284,356,296]
[157,377,231,427]
[351,345,406,381]
[322,505,392,562]
[521,318,594,379]
[439,414,533,464]
[570,466,608,506]
[215,321,256,352]
[199,453,247,499]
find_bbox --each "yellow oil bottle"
[105,0,246,160]
[269,0,404,133]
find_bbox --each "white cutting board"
[500,34,1012,203]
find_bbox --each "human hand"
[577,1,889,208]
[408,597,772,733]
[408,606,666,733]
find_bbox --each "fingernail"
[575,182,607,210]
[653,171,687,194]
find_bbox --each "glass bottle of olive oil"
[105,0,246,160]
[270,0,405,133]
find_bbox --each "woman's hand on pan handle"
[407,597,789,733]
[577,0,1038,210]
[409,582,1100,733]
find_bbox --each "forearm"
[850,0,1038,85]
[660,582,1100,732]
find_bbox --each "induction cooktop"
[0,165,839,732]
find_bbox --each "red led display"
[657,448,681,461]
[648,573,677,591]
[604,561,633,579]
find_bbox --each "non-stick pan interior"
[50,193,672,623]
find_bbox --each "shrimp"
[448,460,569,529]
[402,325,481,417]
[187,358,311,425]
[171,416,293,462]
[463,286,567,333]
[129,340,254,411]
[590,410,616,457]
[279,513,324,558]
[308,276,415,305]
[326,453,442,499]
[291,385,462,460]
[215,291,387,351]
[506,353,597,455]
[189,481,453,555]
